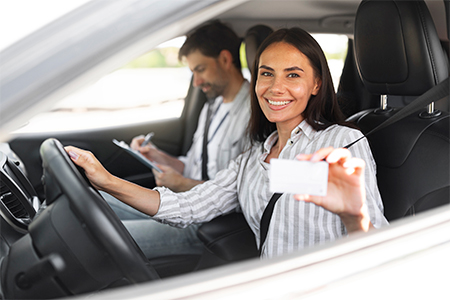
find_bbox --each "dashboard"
[0,147,40,264]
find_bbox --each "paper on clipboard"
[112,139,163,173]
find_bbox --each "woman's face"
[255,42,321,130]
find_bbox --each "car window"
[14,34,347,134]
[312,34,348,90]
[14,37,192,134]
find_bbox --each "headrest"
[355,0,448,96]
[244,25,273,75]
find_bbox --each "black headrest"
[244,25,273,75]
[355,0,448,96]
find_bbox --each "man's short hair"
[179,20,242,70]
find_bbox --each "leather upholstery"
[337,39,379,117]
[355,0,448,95]
[351,0,450,221]
[197,212,258,261]
[244,24,273,75]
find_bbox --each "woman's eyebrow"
[259,65,273,71]
[285,66,304,72]
[259,65,305,73]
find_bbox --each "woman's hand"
[65,146,114,191]
[294,147,372,233]
[65,145,161,216]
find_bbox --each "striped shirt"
[154,120,389,258]
[179,80,251,180]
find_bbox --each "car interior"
[0,0,449,299]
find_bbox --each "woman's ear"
[312,78,322,95]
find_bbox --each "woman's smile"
[265,98,293,109]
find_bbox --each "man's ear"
[218,49,233,70]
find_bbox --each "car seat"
[337,38,379,118]
[348,0,449,221]
[244,24,273,76]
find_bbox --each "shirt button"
[295,129,300,134]
[288,140,294,145]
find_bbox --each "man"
[130,20,250,193]
[106,20,251,259]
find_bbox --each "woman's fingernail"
[311,154,320,162]
[69,151,79,160]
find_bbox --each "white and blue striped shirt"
[179,80,251,180]
[154,120,388,258]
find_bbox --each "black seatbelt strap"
[258,192,282,256]
[201,100,214,181]
[258,78,449,255]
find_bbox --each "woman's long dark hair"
[248,27,347,144]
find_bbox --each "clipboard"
[112,139,163,173]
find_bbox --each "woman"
[66,28,388,258]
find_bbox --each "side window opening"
[15,34,348,134]
[15,37,191,134]
[312,34,349,91]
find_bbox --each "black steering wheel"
[26,138,159,296]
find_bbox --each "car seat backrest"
[244,25,273,76]
[350,0,449,221]
[337,38,379,118]
[355,0,448,95]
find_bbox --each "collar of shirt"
[209,80,249,117]
[262,120,316,153]
[259,120,317,169]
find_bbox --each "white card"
[269,159,328,196]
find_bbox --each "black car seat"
[337,39,379,118]
[180,77,208,155]
[244,24,274,76]
[348,0,449,221]
[195,25,273,267]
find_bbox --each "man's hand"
[152,164,203,192]
[294,147,372,233]
[130,135,161,162]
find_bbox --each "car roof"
[218,0,448,39]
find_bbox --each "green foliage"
[324,50,347,61]
[123,47,184,68]
[240,42,248,69]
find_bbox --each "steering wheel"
[25,138,159,296]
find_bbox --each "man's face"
[185,50,228,99]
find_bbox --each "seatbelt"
[258,77,449,255]
[201,100,214,181]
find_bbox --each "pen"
[141,132,154,147]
